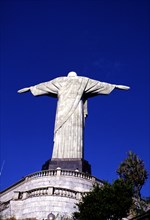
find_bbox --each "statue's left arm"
[18,78,61,97]
[84,78,130,97]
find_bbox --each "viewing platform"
[0,168,103,220]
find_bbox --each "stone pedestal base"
[42,158,91,174]
[0,169,103,220]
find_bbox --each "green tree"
[117,151,148,198]
[73,179,133,220]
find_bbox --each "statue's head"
[67,71,77,77]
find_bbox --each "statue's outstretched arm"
[17,85,48,95]
[85,78,130,97]
[18,87,30,93]
[113,85,130,90]
[17,79,59,97]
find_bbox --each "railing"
[60,169,93,180]
[28,187,48,197]
[53,187,77,199]
[26,170,57,179]
[0,168,103,197]
[26,168,103,185]
[12,186,84,201]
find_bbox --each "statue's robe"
[29,76,116,159]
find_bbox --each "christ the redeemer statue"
[18,71,129,166]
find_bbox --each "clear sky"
[0,0,150,197]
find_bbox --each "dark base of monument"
[42,158,91,175]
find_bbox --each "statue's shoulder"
[79,76,89,83]
[81,76,89,80]
[51,76,66,83]
[51,76,89,83]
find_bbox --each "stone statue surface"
[18,71,130,160]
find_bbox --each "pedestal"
[42,158,91,175]
[0,169,103,220]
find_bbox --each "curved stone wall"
[0,169,103,220]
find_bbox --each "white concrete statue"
[18,71,130,159]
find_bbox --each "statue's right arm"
[17,87,30,93]
[17,85,47,95]
[17,79,60,96]
[18,84,56,96]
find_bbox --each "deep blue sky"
[0,0,150,197]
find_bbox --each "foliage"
[117,151,148,198]
[73,179,133,220]
[143,196,150,204]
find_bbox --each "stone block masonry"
[0,168,103,220]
